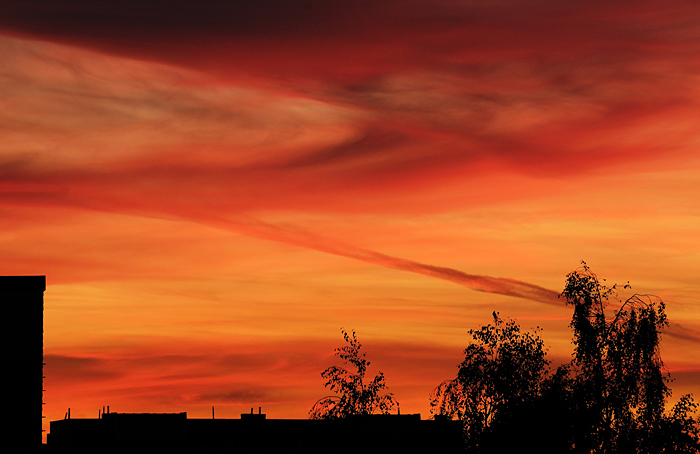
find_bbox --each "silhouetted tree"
[654,394,700,453]
[429,312,550,452]
[309,329,398,419]
[431,263,699,453]
[562,261,699,453]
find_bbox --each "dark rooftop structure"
[25,273,461,452]
[48,409,464,453]
[1,275,46,448]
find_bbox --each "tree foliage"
[429,312,549,452]
[309,329,398,419]
[431,262,700,454]
[562,261,698,453]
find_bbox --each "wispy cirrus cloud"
[3,31,699,304]
[5,2,700,431]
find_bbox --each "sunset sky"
[1,1,700,441]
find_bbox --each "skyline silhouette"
[2,1,700,444]
[27,270,700,451]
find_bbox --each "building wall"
[1,276,46,447]
[48,413,464,453]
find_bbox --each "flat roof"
[0,276,46,292]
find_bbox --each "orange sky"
[1,1,700,441]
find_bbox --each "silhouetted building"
[48,410,464,453]
[1,275,46,448]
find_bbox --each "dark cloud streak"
[2,1,699,309]
[191,212,562,306]
[666,323,700,344]
[4,0,699,83]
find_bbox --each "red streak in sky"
[193,213,562,305]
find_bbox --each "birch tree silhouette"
[431,262,699,453]
[562,261,699,453]
[310,329,398,419]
